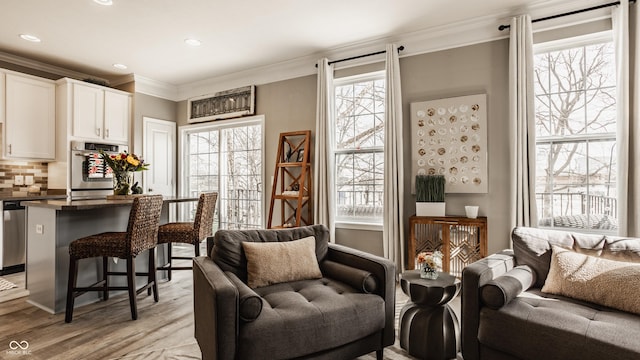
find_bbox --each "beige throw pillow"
[542,245,640,315]
[242,236,322,288]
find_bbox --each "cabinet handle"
[105,129,110,138]
[8,144,11,155]
[97,128,101,137]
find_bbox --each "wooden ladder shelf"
[267,130,313,228]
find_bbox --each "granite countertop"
[0,194,67,202]
[22,195,198,211]
[21,198,134,211]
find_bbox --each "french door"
[180,116,264,230]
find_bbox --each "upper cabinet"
[103,90,130,143]
[3,72,56,160]
[59,79,131,144]
[72,83,103,139]
[0,72,5,124]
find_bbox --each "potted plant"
[415,174,446,216]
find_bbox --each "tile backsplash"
[0,161,49,196]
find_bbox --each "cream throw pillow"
[242,236,322,288]
[542,245,640,315]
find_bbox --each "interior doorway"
[143,117,177,198]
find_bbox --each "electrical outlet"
[36,224,44,234]
[25,176,34,185]
[15,175,24,185]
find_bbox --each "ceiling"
[0,0,602,88]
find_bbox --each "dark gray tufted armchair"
[193,224,396,360]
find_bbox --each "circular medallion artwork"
[410,94,488,194]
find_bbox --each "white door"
[143,117,176,196]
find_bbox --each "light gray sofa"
[192,224,396,360]
[462,226,640,360]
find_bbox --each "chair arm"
[193,256,239,360]
[206,236,215,258]
[326,243,396,348]
[461,250,516,360]
[320,260,379,294]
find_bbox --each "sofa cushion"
[242,236,322,288]
[480,265,535,309]
[238,277,385,359]
[511,226,640,287]
[225,271,263,322]
[542,245,640,315]
[211,225,329,282]
[478,289,640,360]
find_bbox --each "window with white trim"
[534,32,618,233]
[333,72,385,225]
[181,118,264,230]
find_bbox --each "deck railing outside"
[536,192,617,230]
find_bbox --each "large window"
[333,72,385,225]
[181,117,264,230]
[534,33,617,232]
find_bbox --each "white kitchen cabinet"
[72,83,103,139]
[4,72,56,160]
[69,81,130,143]
[103,90,130,143]
[0,71,5,124]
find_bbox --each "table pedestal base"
[399,302,460,360]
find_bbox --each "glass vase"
[113,172,133,196]
[420,264,439,279]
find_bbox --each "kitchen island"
[1,194,66,276]
[23,196,197,314]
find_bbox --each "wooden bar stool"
[65,195,164,323]
[157,192,217,280]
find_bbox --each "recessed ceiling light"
[185,38,202,47]
[113,63,127,70]
[93,0,113,5]
[19,34,41,43]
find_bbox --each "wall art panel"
[410,94,488,193]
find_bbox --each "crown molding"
[108,73,135,87]
[176,55,315,102]
[174,17,506,101]
[130,74,179,101]
[0,50,109,83]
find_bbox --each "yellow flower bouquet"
[100,151,149,195]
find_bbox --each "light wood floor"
[0,245,201,360]
[0,271,28,303]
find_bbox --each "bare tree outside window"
[534,39,617,232]
[185,122,263,230]
[334,74,385,223]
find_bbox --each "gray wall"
[176,75,317,228]
[173,39,512,261]
[400,39,512,256]
[336,228,384,255]
[255,75,317,227]
[132,92,178,155]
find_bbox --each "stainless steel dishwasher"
[1,200,26,275]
